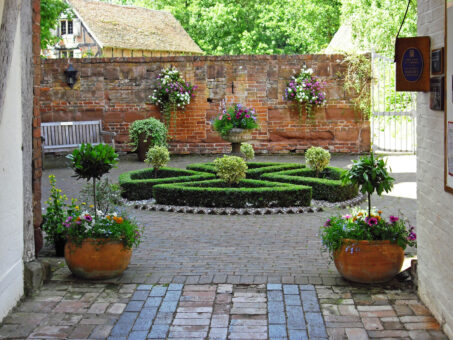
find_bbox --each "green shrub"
[186,162,305,179]
[213,155,248,185]
[153,179,312,208]
[305,146,331,177]
[342,152,394,216]
[262,167,358,202]
[145,146,170,177]
[119,167,215,200]
[129,117,167,151]
[240,143,255,161]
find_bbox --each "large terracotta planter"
[64,238,132,279]
[333,239,404,283]
[222,128,253,154]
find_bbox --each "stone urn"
[222,128,253,154]
[333,239,405,283]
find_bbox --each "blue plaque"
[401,48,424,82]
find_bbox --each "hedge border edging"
[118,167,216,200]
[261,166,358,202]
[152,178,312,208]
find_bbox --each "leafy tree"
[341,0,417,57]
[40,0,71,49]
[98,0,341,55]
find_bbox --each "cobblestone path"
[0,283,446,339]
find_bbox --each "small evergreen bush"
[145,146,170,177]
[305,146,331,177]
[213,155,248,185]
[240,143,255,161]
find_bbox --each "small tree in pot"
[129,117,167,162]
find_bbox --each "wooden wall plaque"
[395,37,431,92]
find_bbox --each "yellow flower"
[89,204,94,208]
[106,215,111,220]
[75,206,79,210]
[82,202,86,205]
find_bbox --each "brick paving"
[0,283,447,339]
[0,155,439,338]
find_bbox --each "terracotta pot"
[64,238,132,279]
[137,132,152,162]
[333,239,404,283]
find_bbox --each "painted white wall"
[0,6,25,322]
[417,0,453,338]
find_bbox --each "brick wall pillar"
[32,0,42,252]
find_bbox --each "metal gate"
[371,52,417,153]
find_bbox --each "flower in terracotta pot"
[320,208,417,283]
[42,175,79,256]
[212,102,258,137]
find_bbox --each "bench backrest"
[41,120,103,151]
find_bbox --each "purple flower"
[367,217,378,226]
[342,214,352,219]
[324,219,331,227]
[408,232,416,241]
[84,214,92,222]
[245,115,250,118]
[389,216,399,223]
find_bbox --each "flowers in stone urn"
[213,102,258,137]
[285,65,326,120]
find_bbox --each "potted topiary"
[129,117,167,162]
[321,152,416,283]
[213,102,258,154]
[65,143,141,279]
[145,145,170,178]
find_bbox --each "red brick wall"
[40,55,370,154]
[32,0,42,228]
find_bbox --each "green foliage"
[129,118,167,151]
[305,147,331,177]
[213,155,248,185]
[149,67,195,127]
[65,210,141,249]
[341,0,417,57]
[240,143,255,161]
[320,208,417,255]
[213,104,258,137]
[341,53,372,118]
[186,162,305,178]
[119,167,215,200]
[80,179,123,214]
[42,175,78,244]
[153,179,312,208]
[342,152,394,216]
[40,0,71,50]
[145,146,170,173]
[262,167,358,202]
[67,143,119,213]
[100,0,341,55]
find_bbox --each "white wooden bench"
[41,120,116,153]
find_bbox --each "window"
[60,50,74,58]
[60,20,73,35]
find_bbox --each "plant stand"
[222,128,252,156]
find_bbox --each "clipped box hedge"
[261,166,358,202]
[186,162,305,179]
[152,179,312,208]
[119,167,215,200]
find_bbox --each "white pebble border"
[124,193,366,215]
